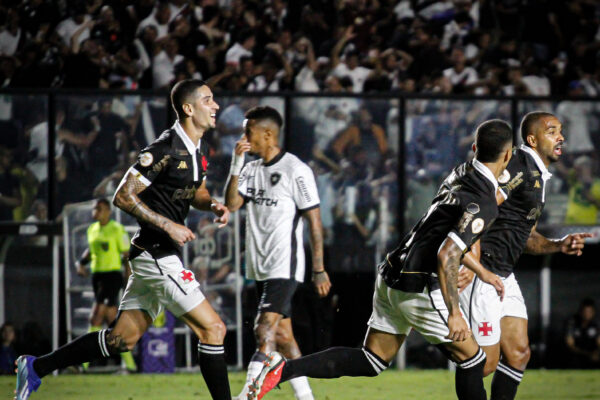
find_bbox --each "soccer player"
[224,106,331,400]
[458,112,593,400]
[75,198,136,372]
[249,119,513,400]
[15,79,232,400]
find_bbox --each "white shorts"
[119,251,205,321]
[368,274,469,344]
[459,272,528,346]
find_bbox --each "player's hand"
[211,202,230,228]
[560,232,594,256]
[446,313,471,342]
[476,269,505,301]
[234,135,251,156]
[457,267,475,293]
[166,222,196,247]
[312,270,331,298]
[75,262,88,277]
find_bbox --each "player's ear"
[182,103,193,117]
[471,142,476,153]
[526,134,536,148]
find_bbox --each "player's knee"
[105,329,135,354]
[254,320,276,344]
[199,319,227,343]
[508,343,531,367]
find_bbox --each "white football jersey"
[238,152,320,282]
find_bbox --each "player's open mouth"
[554,144,562,156]
[210,113,216,122]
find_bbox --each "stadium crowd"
[0,0,599,95]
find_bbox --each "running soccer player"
[75,198,136,372]
[458,112,593,400]
[15,79,233,400]
[249,119,513,400]
[224,106,331,400]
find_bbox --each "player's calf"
[455,347,488,400]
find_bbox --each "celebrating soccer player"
[458,112,593,400]
[249,120,513,400]
[15,79,232,400]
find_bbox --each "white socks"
[289,376,314,400]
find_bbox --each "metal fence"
[0,89,599,369]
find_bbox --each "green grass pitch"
[2,370,599,399]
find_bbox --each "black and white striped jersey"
[380,159,499,292]
[238,151,320,282]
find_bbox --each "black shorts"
[255,279,299,318]
[92,271,123,307]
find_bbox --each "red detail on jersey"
[181,270,194,283]
[201,156,208,171]
[479,322,493,336]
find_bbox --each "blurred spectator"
[152,36,183,89]
[331,108,388,164]
[556,83,596,154]
[443,47,479,94]
[331,27,372,93]
[0,322,16,375]
[136,1,170,39]
[55,3,93,47]
[0,10,24,56]
[564,156,600,225]
[0,147,22,221]
[225,27,255,67]
[565,298,600,369]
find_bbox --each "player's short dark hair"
[580,298,595,309]
[520,111,555,146]
[245,106,283,129]
[95,198,111,209]
[170,79,208,119]
[475,119,513,163]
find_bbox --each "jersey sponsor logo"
[247,187,279,206]
[505,172,524,192]
[534,180,541,189]
[498,169,510,184]
[152,155,170,173]
[139,152,153,167]
[296,176,312,203]
[478,322,493,336]
[471,218,484,234]
[270,172,281,186]
[171,184,197,201]
[177,160,188,169]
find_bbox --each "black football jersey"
[380,159,499,292]
[479,146,551,277]
[128,122,209,259]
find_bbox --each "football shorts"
[255,278,299,318]
[368,274,469,344]
[459,272,528,346]
[119,251,205,321]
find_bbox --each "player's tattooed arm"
[438,238,471,341]
[113,172,196,246]
[303,206,331,297]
